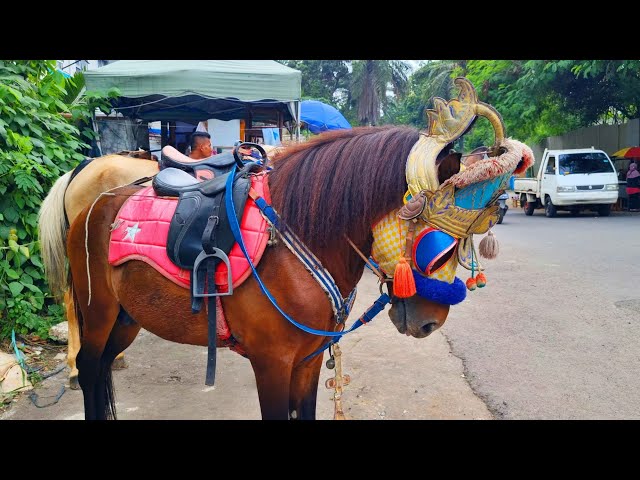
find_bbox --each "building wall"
[95,116,148,155]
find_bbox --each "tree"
[278,60,351,105]
[465,60,640,145]
[350,60,411,126]
[383,60,467,130]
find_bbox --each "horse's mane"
[269,126,420,254]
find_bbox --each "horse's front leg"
[289,353,324,420]
[250,355,295,420]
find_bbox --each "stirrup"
[192,249,234,297]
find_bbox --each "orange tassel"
[466,277,477,291]
[393,256,416,298]
[475,272,487,288]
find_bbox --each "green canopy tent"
[84,60,302,142]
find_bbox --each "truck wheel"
[545,198,557,218]
[524,200,536,216]
[597,205,611,217]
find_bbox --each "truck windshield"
[557,153,614,175]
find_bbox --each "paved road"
[2,270,490,420]
[443,205,640,419]
[4,204,638,420]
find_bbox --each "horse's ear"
[438,152,462,184]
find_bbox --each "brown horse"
[40,147,277,388]
[42,126,464,420]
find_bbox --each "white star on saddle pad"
[123,222,141,242]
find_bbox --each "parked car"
[513,148,618,217]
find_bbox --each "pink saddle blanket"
[108,173,271,293]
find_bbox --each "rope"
[344,235,389,284]
[11,330,26,370]
[29,385,66,408]
[84,180,142,305]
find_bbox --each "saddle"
[153,164,255,270]
[152,142,268,386]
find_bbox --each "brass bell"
[326,356,336,369]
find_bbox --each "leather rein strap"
[344,235,390,285]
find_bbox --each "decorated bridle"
[226,77,534,365]
[371,77,534,305]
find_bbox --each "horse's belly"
[112,260,234,348]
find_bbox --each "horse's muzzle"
[388,298,445,339]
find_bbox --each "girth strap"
[205,264,217,385]
[191,197,226,386]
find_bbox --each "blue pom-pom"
[412,270,467,305]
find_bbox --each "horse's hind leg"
[289,354,324,420]
[75,303,121,420]
[66,288,127,388]
[103,308,140,368]
[64,289,81,390]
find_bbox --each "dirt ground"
[1,270,492,420]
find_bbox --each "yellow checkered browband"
[369,77,531,289]
[371,209,459,284]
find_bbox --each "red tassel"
[466,277,477,291]
[393,257,416,298]
[475,272,487,288]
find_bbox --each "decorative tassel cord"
[84,181,142,305]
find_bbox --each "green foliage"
[388,60,640,150]
[278,60,412,128]
[350,60,411,126]
[278,60,355,129]
[464,60,640,145]
[0,60,118,339]
[278,60,351,105]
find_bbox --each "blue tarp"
[300,100,351,134]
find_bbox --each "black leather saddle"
[152,163,257,270]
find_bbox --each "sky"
[405,60,427,72]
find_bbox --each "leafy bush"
[0,60,117,339]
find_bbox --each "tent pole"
[161,121,168,148]
[296,100,301,142]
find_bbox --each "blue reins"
[224,165,391,357]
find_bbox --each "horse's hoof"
[69,376,80,390]
[112,357,128,370]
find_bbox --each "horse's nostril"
[421,322,436,335]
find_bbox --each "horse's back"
[64,156,159,222]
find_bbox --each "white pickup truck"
[513,147,618,217]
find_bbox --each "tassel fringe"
[479,230,499,259]
[465,277,477,291]
[393,257,417,298]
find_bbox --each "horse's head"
[373,77,534,338]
